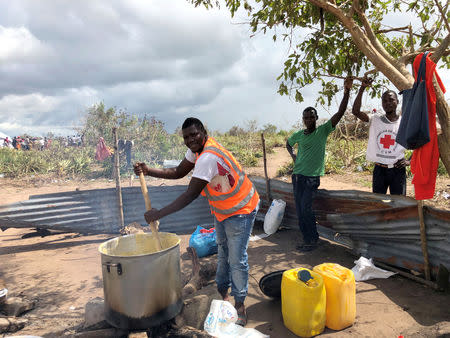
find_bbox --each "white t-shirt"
[366,114,405,167]
[185,149,234,193]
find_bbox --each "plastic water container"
[281,268,326,337]
[313,263,356,330]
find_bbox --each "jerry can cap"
[298,269,313,283]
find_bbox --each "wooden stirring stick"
[138,172,163,251]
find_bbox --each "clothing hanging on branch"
[410,52,446,200]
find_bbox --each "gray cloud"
[0,1,448,137]
[0,1,258,136]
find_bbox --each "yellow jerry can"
[313,263,356,330]
[281,268,326,337]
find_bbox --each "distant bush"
[0,146,93,178]
[277,162,293,177]
[324,138,367,174]
[264,133,286,149]
[217,134,261,167]
[2,105,447,180]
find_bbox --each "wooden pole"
[375,261,437,290]
[417,200,431,280]
[113,127,124,228]
[138,172,163,251]
[261,133,271,202]
[129,174,134,187]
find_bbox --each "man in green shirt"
[286,77,353,251]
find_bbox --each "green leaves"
[408,1,419,10]
[277,82,289,96]
[295,90,304,102]
[188,0,449,108]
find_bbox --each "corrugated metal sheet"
[0,185,214,234]
[1,175,449,277]
[250,176,418,228]
[328,204,450,275]
[250,176,450,277]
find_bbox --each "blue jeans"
[292,174,320,244]
[214,204,258,304]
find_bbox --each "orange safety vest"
[195,137,259,222]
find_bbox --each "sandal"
[235,308,247,327]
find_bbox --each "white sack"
[352,256,396,281]
[263,199,286,235]
[204,300,269,338]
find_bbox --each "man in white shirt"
[352,78,409,195]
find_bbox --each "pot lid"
[259,270,285,298]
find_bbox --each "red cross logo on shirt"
[380,134,395,149]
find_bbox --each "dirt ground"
[1,148,449,337]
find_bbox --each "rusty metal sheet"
[0,185,214,234]
[249,176,450,277]
[1,175,448,278]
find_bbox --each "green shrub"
[264,133,286,149]
[217,134,262,167]
[2,108,448,181]
[277,162,293,177]
[0,146,94,178]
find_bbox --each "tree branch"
[399,47,450,64]
[317,69,375,82]
[375,25,410,34]
[307,0,413,89]
[318,73,350,80]
[408,25,414,53]
[430,33,450,63]
[433,0,450,33]
[352,1,412,79]
[353,0,390,58]
[375,29,424,37]
[307,8,326,61]
[364,69,378,77]
[429,18,444,38]
[339,0,352,9]
[407,25,415,77]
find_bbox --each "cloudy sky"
[0,1,448,137]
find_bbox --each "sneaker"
[295,242,314,250]
[296,239,325,250]
[295,243,306,250]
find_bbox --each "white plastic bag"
[263,199,286,235]
[204,300,269,338]
[352,256,396,281]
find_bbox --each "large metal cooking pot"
[99,232,182,329]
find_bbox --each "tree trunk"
[434,78,450,175]
[310,0,450,176]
